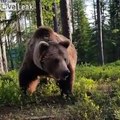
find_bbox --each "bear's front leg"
[57,78,72,97]
[19,69,39,95]
[57,69,75,97]
[27,78,40,94]
[58,79,72,96]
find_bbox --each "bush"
[76,63,120,80]
[0,61,120,119]
[67,95,102,120]
[0,70,20,106]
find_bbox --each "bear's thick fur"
[19,26,77,96]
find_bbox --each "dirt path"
[0,94,76,120]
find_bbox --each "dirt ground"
[0,106,67,120]
[0,96,74,120]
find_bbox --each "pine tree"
[109,0,120,60]
[72,0,92,63]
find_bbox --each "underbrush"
[76,64,120,80]
[0,61,120,119]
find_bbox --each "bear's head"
[33,40,70,81]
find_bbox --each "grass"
[0,61,120,119]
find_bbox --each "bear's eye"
[54,58,59,63]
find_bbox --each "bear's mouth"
[56,75,69,81]
[52,73,70,81]
[64,75,69,80]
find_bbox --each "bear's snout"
[62,70,70,80]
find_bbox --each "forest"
[0,0,120,119]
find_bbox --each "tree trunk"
[71,0,74,33]
[35,0,43,28]
[93,0,97,25]
[96,0,104,65]
[16,11,23,65]
[0,36,4,74]
[60,0,72,40]
[0,36,8,73]
[16,16,22,44]
[24,11,27,33]
[0,17,8,73]
[52,1,58,32]
[7,34,14,70]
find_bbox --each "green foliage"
[76,63,120,80]
[102,0,120,63]
[0,61,120,119]
[36,80,59,96]
[68,95,101,120]
[74,77,97,98]
[0,70,20,106]
[107,60,120,66]
[72,0,92,63]
[42,0,60,27]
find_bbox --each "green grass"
[0,61,120,120]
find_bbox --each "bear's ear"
[59,41,70,49]
[39,41,49,52]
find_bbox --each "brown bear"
[19,26,77,96]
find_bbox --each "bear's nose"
[63,70,70,79]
